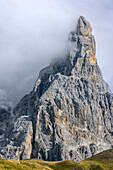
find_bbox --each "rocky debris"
[0,16,113,161]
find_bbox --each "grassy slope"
[0,149,113,170]
[79,149,113,170]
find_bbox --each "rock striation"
[0,16,113,161]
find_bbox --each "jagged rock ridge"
[0,16,113,161]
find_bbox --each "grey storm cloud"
[0,0,113,105]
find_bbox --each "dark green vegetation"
[0,149,113,169]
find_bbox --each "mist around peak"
[0,0,113,105]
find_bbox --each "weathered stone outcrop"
[0,16,113,161]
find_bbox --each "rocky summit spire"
[69,16,96,63]
[69,17,103,88]
[0,16,113,162]
[77,16,92,37]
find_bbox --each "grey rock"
[0,16,113,161]
[77,16,92,37]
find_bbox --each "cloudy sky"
[0,0,113,105]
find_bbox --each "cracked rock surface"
[0,16,113,161]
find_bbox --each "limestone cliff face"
[0,16,113,161]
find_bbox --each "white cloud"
[0,0,113,104]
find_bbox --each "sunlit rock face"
[0,16,113,161]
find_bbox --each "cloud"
[0,0,113,104]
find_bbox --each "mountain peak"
[0,16,113,162]
[70,16,95,60]
[69,16,98,82]
[77,16,92,37]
